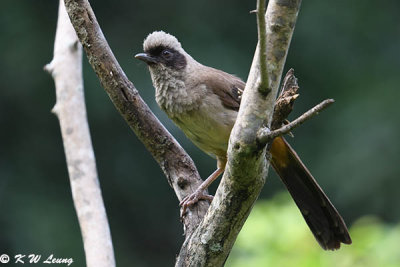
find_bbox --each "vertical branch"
[44,1,115,266]
[60,0,301,265]
[176,0,302,266]
[257,0,270,94]
[63,0,209,238]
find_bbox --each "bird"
[135,31,352,250]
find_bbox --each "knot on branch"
[257,69,335,145]
[271,68,299,130]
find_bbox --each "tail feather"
[270,136,352,250]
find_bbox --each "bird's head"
[135,31,189,72]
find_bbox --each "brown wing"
[202,67,245,111]
[194,64,351,250]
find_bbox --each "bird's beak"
[134,53,158,64]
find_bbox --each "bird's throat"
[150,67,203,116]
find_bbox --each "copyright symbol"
[0,254,9,263]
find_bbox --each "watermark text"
[0,254,73,266]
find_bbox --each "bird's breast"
[171,93,238,159]
[150,68,238,158]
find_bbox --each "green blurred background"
[0,0,399,266]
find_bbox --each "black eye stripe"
[145,45,187,70]
[147,45,169,57]
[165,52,186,70]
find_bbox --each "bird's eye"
[162,50,173,60]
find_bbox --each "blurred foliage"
[227,193,400,267]
[0,0,399,266]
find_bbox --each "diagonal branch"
[175,1,302,266]
[45,1,115,266]
[63,0,303,265]
[63,0,209,237]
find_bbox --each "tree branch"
[44,1,115,266]
[175,0,302,266]
[63,0,209,237]
[258,99,335,144]
[257,0,270,94]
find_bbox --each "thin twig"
[258,98,334,144]
[257,0,270,95]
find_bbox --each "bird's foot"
[180,190,214,217]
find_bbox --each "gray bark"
[175,0,302,266]
[45,1,115,266]
[63,0,209,236]
[62,0,302,265]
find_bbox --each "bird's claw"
[180,190,214,218]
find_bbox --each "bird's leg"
[180,159,226,216]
